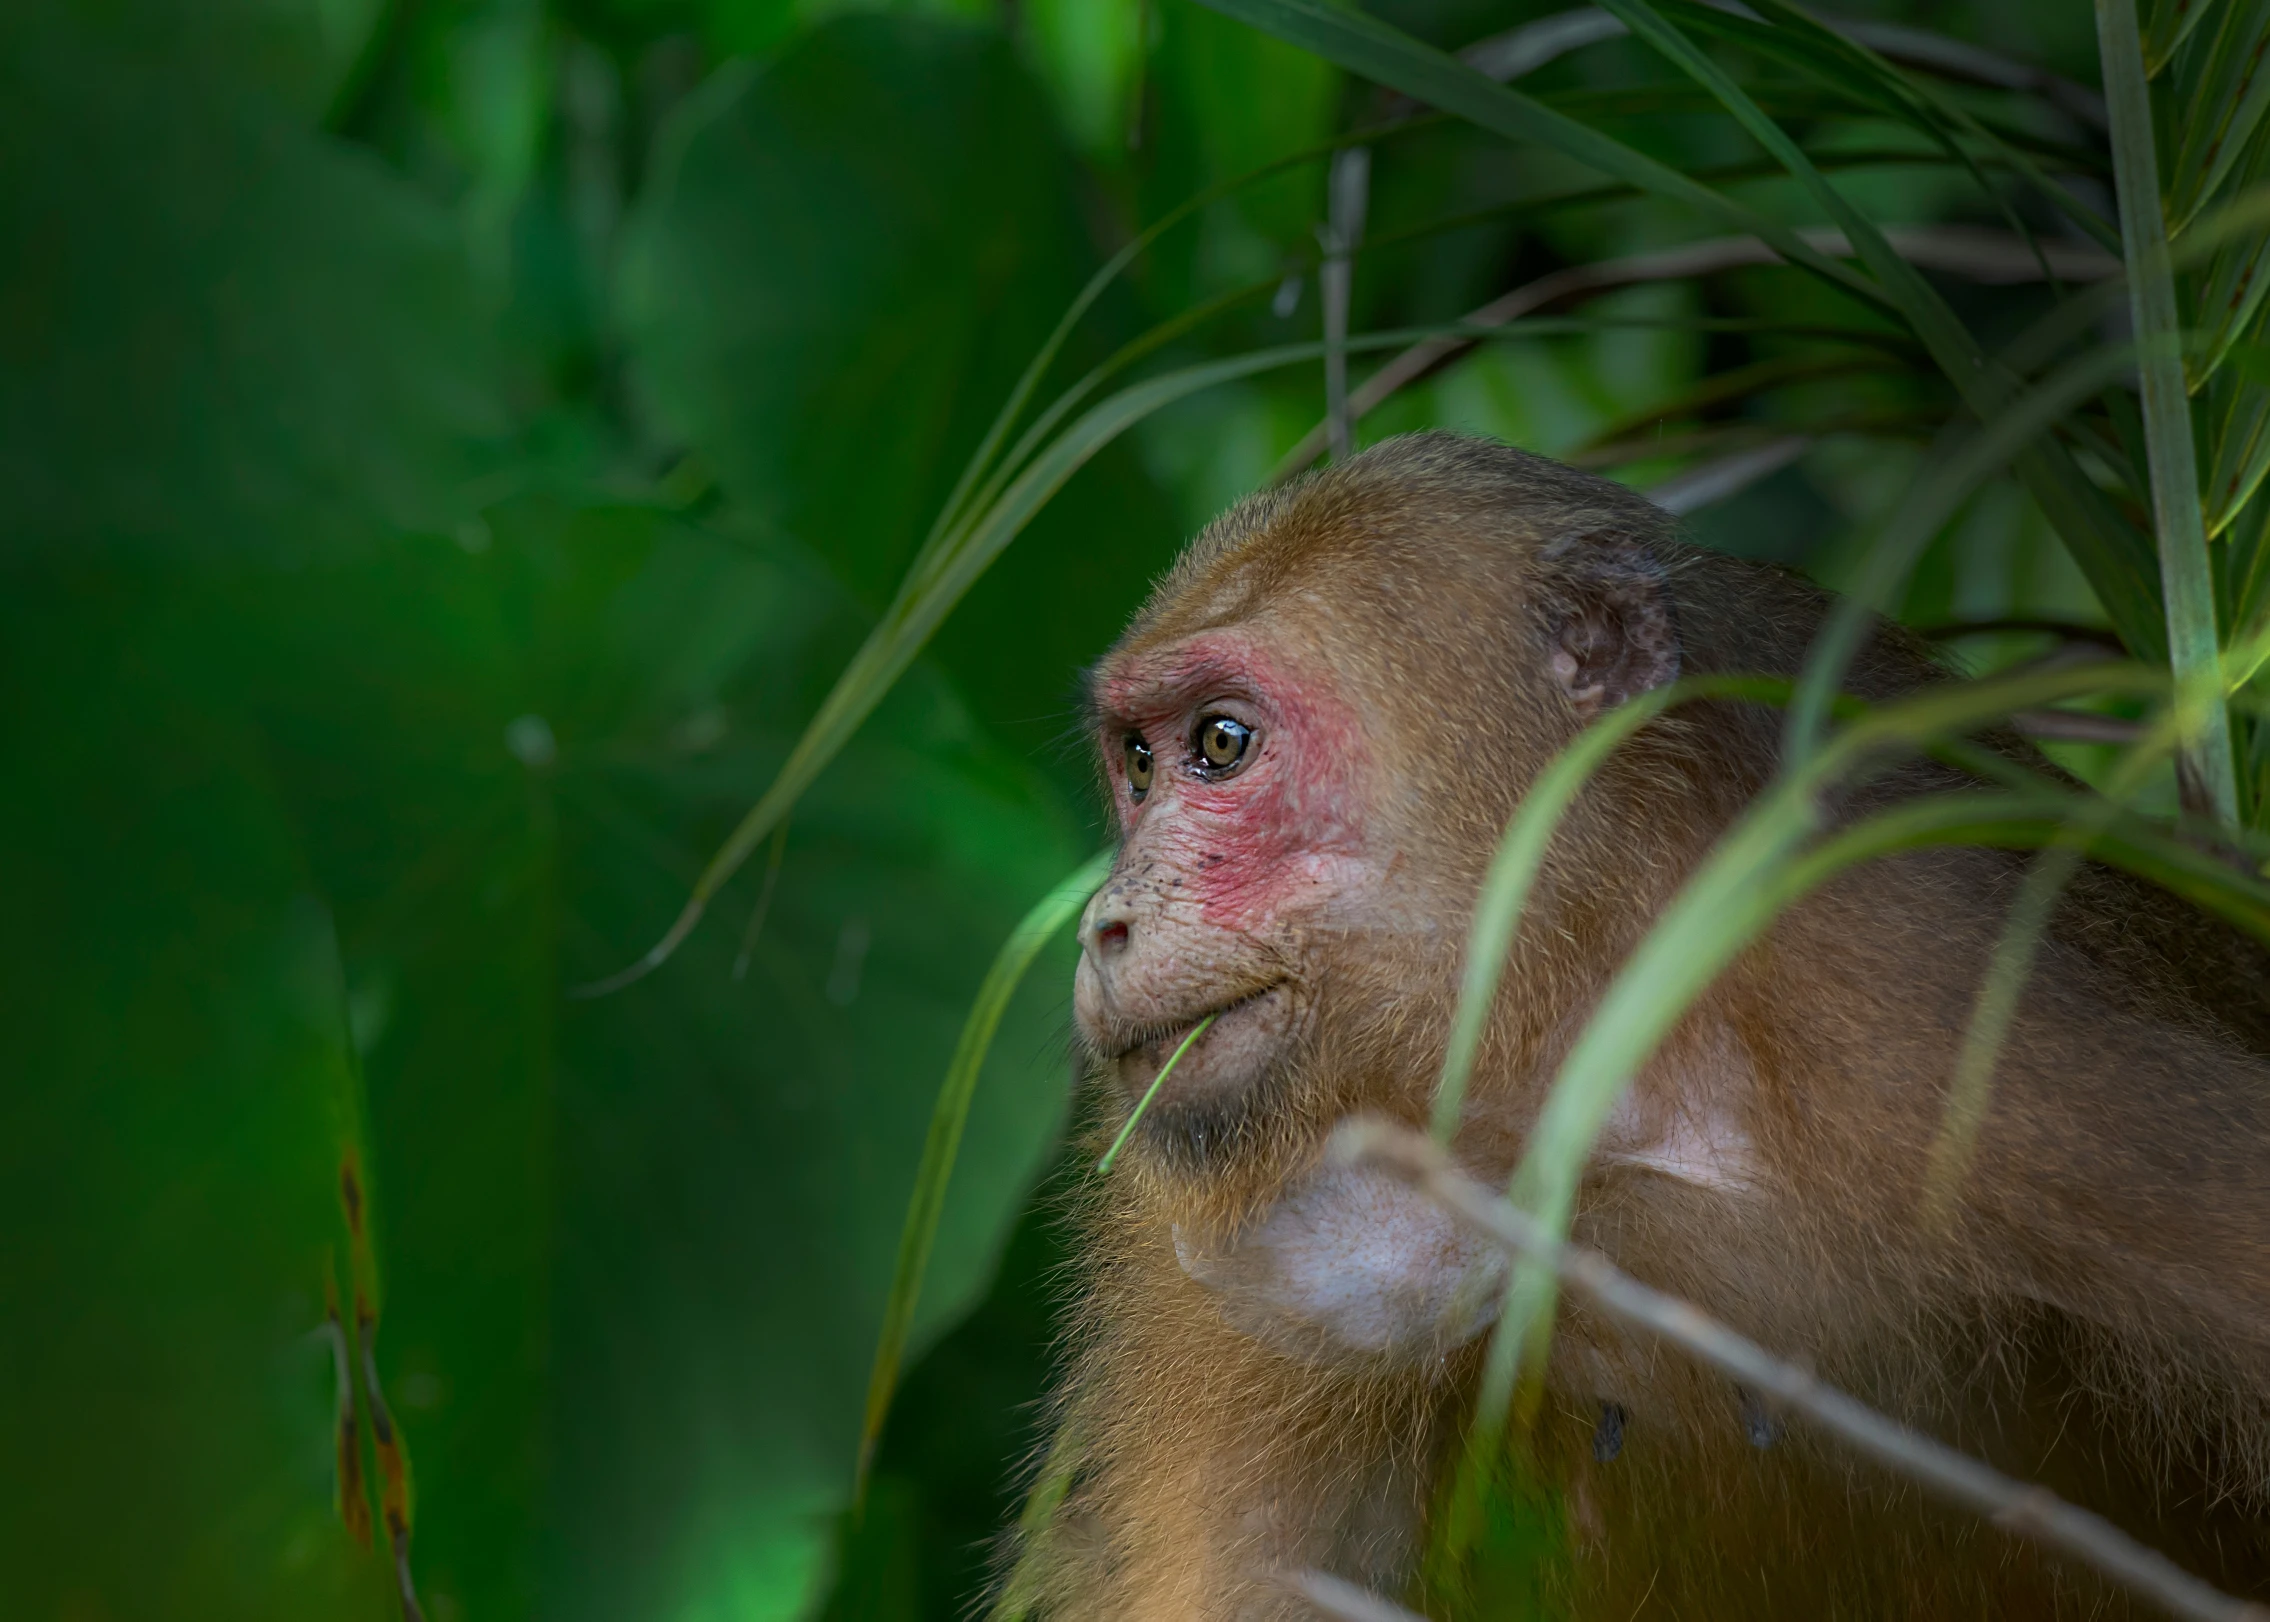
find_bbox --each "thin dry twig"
[1334,1117,2270,1622]
[1452,5,2107,129]
[2011,709,2148,745]
[1646,434,1811,514]
[1275,1567,1432,1622]
[1271,226,2117,482]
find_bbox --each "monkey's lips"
[1104,983,1294,1108]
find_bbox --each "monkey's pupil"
[1199,716,1251,770]
[1124,736,1153,794]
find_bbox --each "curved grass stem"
[1097,1013,1219,1175]
[854,850,1112,1499]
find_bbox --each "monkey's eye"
[1194,715,1253,776]
[1123,734,1154,798]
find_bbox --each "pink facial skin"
[1075,629,1386,1143]
[1093,632,1370,928]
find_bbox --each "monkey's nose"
[1083,894,1135,959]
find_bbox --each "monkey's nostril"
[1095,920,1131,955]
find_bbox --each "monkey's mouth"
[1107,982,1293,1106]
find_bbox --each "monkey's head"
[1075,432,1687,1186]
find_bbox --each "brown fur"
[1010,432,2270,1618]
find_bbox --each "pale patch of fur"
[1173,1160,1507,1359]
[1010,432,2270,1618]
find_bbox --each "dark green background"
[1,0,2127,1616]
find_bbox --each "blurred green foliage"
[7,0,2252,1617]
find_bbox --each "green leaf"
[1023,0,1148,157]
[0,16,510,564]
[116,497,1086,1621]
[621,17,1087,609]
[2206,362,2270,538]
[0,579,396,1621]
[17,0,391,122]
[2143,0,2216,74]
[619,14,1185,772]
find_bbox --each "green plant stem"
[1921,604,2270,1221]
[988,1417,1088,1622]
[2099,0,2240,823]
[1787,345,2139,759]
[1919,719,2176,1225]
[1202,0,2166,663]
[580,320,1652,994]
[1097,1013,1218,1174]
[1431,674,1799,1143]
[854,850,1112,1498]
[1474,661,2177,1437]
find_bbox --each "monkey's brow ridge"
[1087,644,1260,727]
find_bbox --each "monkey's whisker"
[1097,1012,1219,1174]
[1337,1119,2270,1622]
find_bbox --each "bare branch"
[2012,709,2147,745]
[1451,6,2106,129]
[1647,434,1811,514]
[1271,227,2115,483]
[1273,1568,1432,1622]
[1334,1118,2270,1622]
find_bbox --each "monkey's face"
[1075,622,1420,1167]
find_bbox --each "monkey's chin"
[1110,983,1293,1122]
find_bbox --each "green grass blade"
[909,118,1417,580]
[1473,659,2174,1433]
[1787,344,2143,758]
[1196,0,2158,662]
[1691,0,2117,253]
[1750,760,2270,933]
[2181,183,2270,379]
[1192,0,1890,309]
[2143,0,2215,74]
[854,849,1112,1497]
[2101,0,2241,822]
[1919,728,2174,1226]
[989,1415,1088,1622]
[2195,229,2270,383]
[2206,370,2270,538]
[1473,774,1822,1435]
[2164,0,2270,231]
[1595,0,1988,390]
[1587,0,2162,659]
[583,321,1617,990]
[1430,674,1796,1144]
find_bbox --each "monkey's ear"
[1539,535,1680,721]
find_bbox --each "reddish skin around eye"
[1094,632,1373,932]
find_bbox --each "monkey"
[1002,431,2270,1618]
